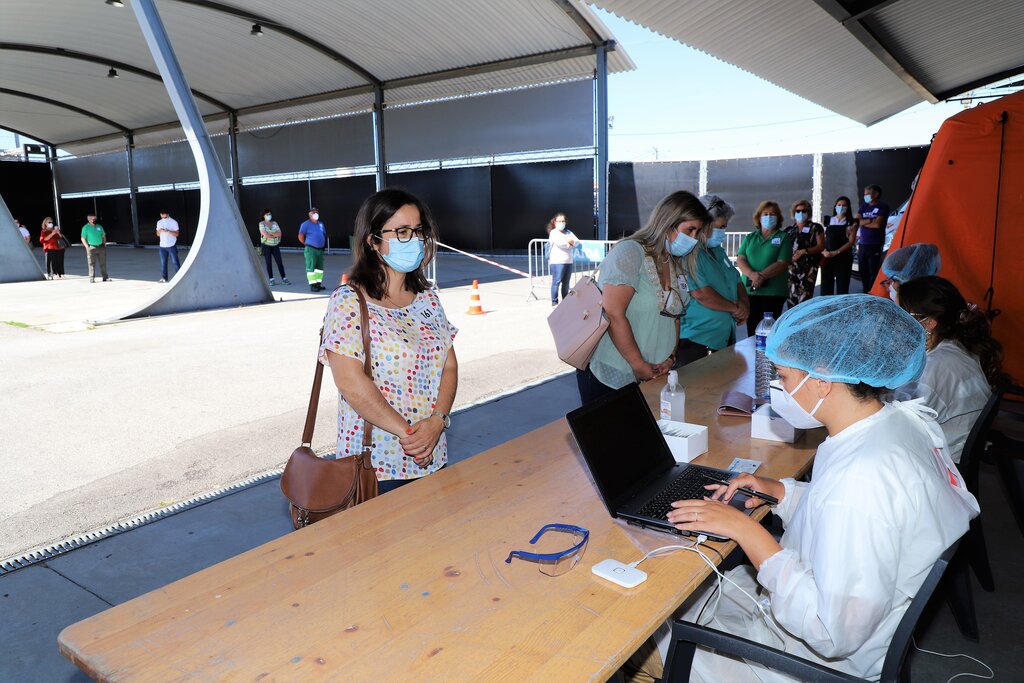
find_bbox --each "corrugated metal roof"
[1,0,633,152]
[587,0,1024,124]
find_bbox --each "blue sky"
[597,9,964,161]
[1,10,971,161]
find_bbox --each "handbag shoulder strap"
[301,284,375,448]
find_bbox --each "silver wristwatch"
[431,411,451,430]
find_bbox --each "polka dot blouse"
[318,285,457,481]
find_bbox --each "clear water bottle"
[660,370,686,421]
[754,312,776,401]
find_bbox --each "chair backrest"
[959,386,1004,492]
[879,540,959,681]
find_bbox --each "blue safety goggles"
[504,523,590,576]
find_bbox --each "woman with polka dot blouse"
[319,189,458,494]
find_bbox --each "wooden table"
[60,339,824,682]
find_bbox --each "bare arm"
[298,232,306,245]
[603,283,658,380]
[808,230,825,255]
[690,285,740,314]
[735,255,755,278]
[760,259,790,279]
[402,348,458,461]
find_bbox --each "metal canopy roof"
[589,0,1024,125]
[0,0,633,154]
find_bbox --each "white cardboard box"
[751,404,805,443]
[657,419,709,463]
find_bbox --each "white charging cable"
[912,638,994,683]
[629,535,787,648]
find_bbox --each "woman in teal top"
[577,191,711,404]
[675,195,750,366]
[736,200,793,337]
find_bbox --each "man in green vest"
[80,213,109,283]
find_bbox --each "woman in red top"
[39,216,65,279]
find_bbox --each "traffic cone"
[341,273,349,285]
[466,279,486,315]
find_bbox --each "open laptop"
[566,383,752,542]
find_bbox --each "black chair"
[661,541,959,683]
[942,388,1002,640]
[989,385,1024,539]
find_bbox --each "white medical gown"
[904,340,991,463]
[683,401,979,682]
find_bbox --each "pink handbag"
[547,275,609,370]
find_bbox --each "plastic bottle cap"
[668,370,678,388]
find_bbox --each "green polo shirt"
[81,222,106,246]
[680,246,741,350]
[737,229,793,297]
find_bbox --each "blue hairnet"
[882,243,941,282]
[765,294,926,388]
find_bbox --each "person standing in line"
[819,196,858,295]
[735,201,793,336]
[39,217,65,279]
[80,213,109,283]
[156,211,181,283]
[298,207,327,292]
[784,199,825,308]
[258,208,289,285]
[16,219,31,245]
[547,212,578,306]
[855,184,890,292]
[674,195,748,366]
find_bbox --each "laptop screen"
[566,383,675,510]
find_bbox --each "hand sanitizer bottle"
[660,370,686,421]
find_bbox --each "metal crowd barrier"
[527,238,617,301]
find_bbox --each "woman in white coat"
[897,276,1009,463]
[628,295,979,682]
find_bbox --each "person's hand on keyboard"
[706,474,785,509]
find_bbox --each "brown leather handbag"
[280,286,379,529]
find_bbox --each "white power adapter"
[591,558,648,588]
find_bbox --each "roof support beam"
[0,88,130,133]
[811,0,937,103]
[841,0,906,24]
[936,64,1024,101]
[549,0,604,46]
[0,43,234,112]
[168,0,381,85]
[594,44,609,241]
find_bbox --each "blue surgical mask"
[760,215,778,230]
[834,205,845,215]
[666,231,698,257]
[795,211,808,223]
[707,228,726,248]
[863,195,873,204]
[380,238,424,273]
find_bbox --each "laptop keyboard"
[635,466,723,520]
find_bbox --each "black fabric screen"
[708,156,813,230]
[310,175,378,250]
[608,161,700,238]
[821,152,858,221]
[135,189,201,246]
[94,194,134,244]
[490,159,594,250]
[854,146,929,210]
[239,181,312,248]
[58,197,96,242]
[0,161,55,235]
[388,167,492,252]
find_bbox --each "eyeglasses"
[378,227,424,243]
[660,288,683,320]
[505,523,589,576]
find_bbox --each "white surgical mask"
[554,221,566,230]
[835,205,846,215]
[264,214,272,221]
[863,194,873,204]
[888,284,899,302]
[769,375,825,429]
[46,222,54,228]
[311,213,319,221]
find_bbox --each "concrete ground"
[0,246,569,560]
[2,373,1019,682]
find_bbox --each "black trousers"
[576,366,619,406]
[857,244,883,293]
[673,339,714,368]
[44,249,65,276]
[746,295,786,337]
[820,252,853,295]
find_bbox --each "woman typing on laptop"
[626,295,979,682]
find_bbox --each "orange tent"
[875,91,1024,381]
